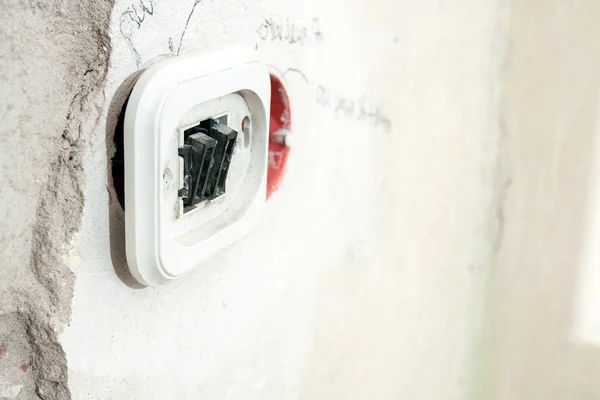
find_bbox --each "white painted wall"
[60,0,506,398]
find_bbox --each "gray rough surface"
[0,1,113,398]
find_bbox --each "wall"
[62,0,505,398]
[2,0,598,399]
[476,1,600,398]
[0,1,112,399]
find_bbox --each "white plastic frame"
[124,49,270,286]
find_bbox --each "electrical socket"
[123,49,270,286]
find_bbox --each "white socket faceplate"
[124,50,270,286]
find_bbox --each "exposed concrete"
[0,0,113,399]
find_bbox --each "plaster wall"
[4,0,600,399]
[60,0,505,398]
[476,1,600,398]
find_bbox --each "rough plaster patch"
[0,384,24,399]
[0,0,115,398]
[0,314,37,400]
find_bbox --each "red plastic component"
[267,74,291,199]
